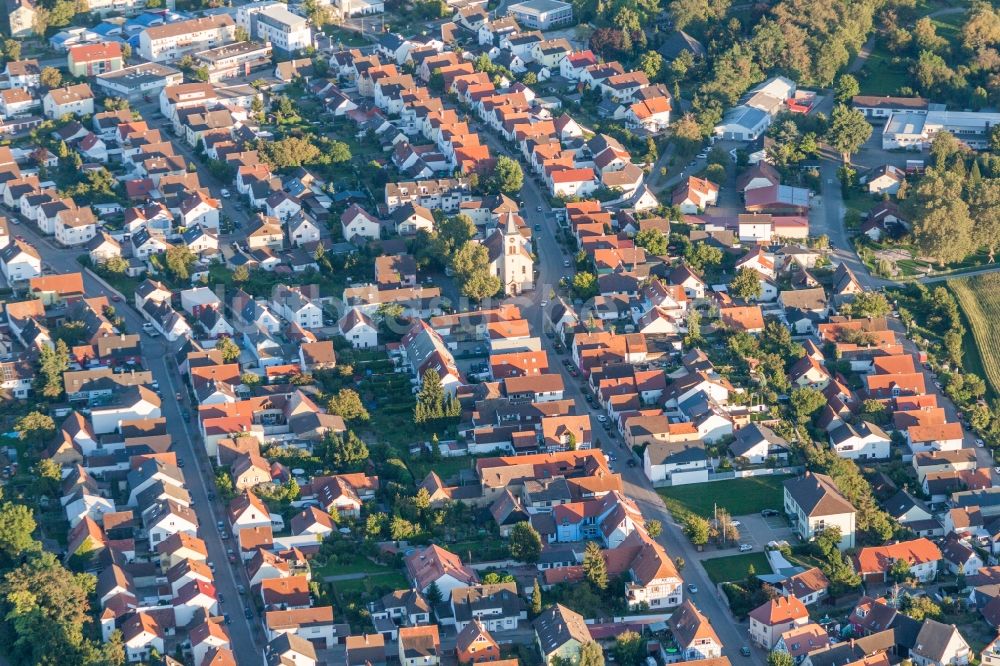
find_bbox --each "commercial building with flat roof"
[507,0,573,29]
[882,109,1000,150]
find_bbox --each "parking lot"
[733,512,796,551]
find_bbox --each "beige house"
[534,604,590,665]
[783,472,856,550]
[749,596,809,649]
[911,619,970,666]
[6,0,36,37]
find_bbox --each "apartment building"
[138,14,236,62]
[238,1,312,53]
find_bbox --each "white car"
[540,300,548,307]
[976,439,985,447]
[220,188,231,198]
[730,520,742,528]
[597,415,608,423]
[739,543,753,552]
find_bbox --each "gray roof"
[451,582,525,624]
[730,424,788,458]
[534,604,590,654]
[783,472,855,517]
[645,440,707,466]
[912,619,965,662]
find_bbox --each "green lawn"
[314,558,396,579]
[323,26,370,46]
[701,552,772,584]
[408,456,474,485]
[334,571,408,595]
[659,475,790,518]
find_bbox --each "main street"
[9,222,262,665]
[474,123,760,661]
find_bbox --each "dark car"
[244,606,253,619]
[176,458,184,468]
[627,459,637,467]
[760,509,779,517]
[224,614,232,625]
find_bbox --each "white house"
[0,239,42,282]
[338,307,378,349]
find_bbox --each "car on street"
[182,410,190,420]
[237,585,246,595]
[995,467,1000,474]
[563,259,571,267]
[176,457,184,468]
[224,614,231,625]
[739,543,753,552]
[730,520,741,527]
[536,206,542,212]
[227,549,237,563]
[534,224,541,231]
[741,646,752,657]
[597,415,608,422]
[220,188,230,198]
[217,520,225,530]
[218,593,224,603]
[697,152,708,159]
[244,607,253,619]
[627,458,637,467]
[540,300,548,307]
[111,294,122,302]
[220,531,229,540]
[977,439,985,447]
[761,509,779,517]
[687,584,697,593]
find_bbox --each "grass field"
[949,274,1000,396]
[334,571,408,595]
[701,552,772,584]
[658,475,790,518]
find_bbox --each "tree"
[901,594,942,621]
[613,631,645,666]
[165,245,196,281]
[101,255,128,274]
[450,242,501,301]
[729,267,762,300]
[414,369,460,423]
[531,577,543,615]
[426,580,443,606]
[635,228,668,256]
[327,388,370,421]
[0,502,38,560]
[3,39,21,61]
[258,136,322,169]
[908,168,975,265]
[579,641,606,666]
[826,104,873,163]
[645,519,662,538]
[582,541,608,589]
[215,337,241,363]
[572,271,599,299]
[846,291,892,318]
[682,513,710,545]
[14,412,55,449]
[40,67,62,89]
[769,651,795,666]
[509,522,543,563]
[235,25,250,41]
[37,340,69,399]
[0,551,99,664]
[120,43,131,61]
[324,431,369,470]
[365,512,387,540]
[686,243,723,271]
[35,459,61,484]
[889,558,912,582]
[790,387,826,423]
[639,51,664,81]
[484,155,523,195]
[834,74,860,103]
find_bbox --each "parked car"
[739,543,753,552]
[760,509,779,517]
[741,646,751,657]
[687,584,698,594]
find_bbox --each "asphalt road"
[475,121,761,662]
[8,221,262,664]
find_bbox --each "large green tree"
[484,155,523,195]
[451,242,501,301]
[729,267,762,300]
[508,521,543,563]
[37,340,69,399]
[826,104,873,163]
[14,412,55,449]
[323,431,369,470]
[327,388,370,422]
[582,541,608,590]
[635,228,668,256]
